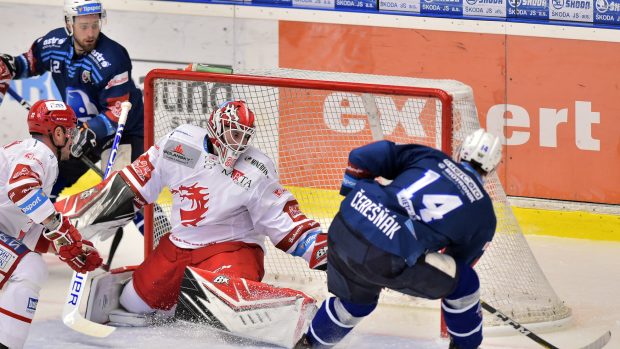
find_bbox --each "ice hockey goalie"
[58,101,327,348]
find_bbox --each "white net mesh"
[145,68,570,327]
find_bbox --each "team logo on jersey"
[9,164,39,184]
[170,183,209,227]
[283,200,307,222]
[81,70,91,84]
[273,187,288,198]
[163,141,200,168]
[129,154,155,186]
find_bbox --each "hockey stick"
[481,301,611,349]
[62,101,132,337]
[7,86,32,110]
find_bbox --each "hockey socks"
[306,297,376,348]
[442,264,483,349]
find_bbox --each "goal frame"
[142,68,454,257]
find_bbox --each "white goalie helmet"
[64,0,106,35]
[207,100,257,171]
[458,128,502,174]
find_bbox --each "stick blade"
[63,311,116,338]
[579,331,612,349]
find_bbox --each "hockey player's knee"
[307,297,376,347]
[120,279,157,314]
[11,253,48,292]
[442,264,482,349]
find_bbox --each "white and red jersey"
[0,138,58,249]
[120,124,319,251]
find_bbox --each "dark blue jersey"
[13,28,143,141]
[339,140,496,266]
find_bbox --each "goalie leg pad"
[176,267,317,348]
[54,172,137,241]
[85,267,135,324]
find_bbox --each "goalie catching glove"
[43,213,103,273]
[0,53,16,81]
[0,53,16,100]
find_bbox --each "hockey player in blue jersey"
[296,129,502,349]
[0,0,144,267]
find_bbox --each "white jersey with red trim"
[120,124,319,250]
[0,138,58,248]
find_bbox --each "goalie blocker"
[53,171,137,242]
[85,267,317,348]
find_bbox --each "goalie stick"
[61,101,132,337]
[481,301,611,349]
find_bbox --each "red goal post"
[142,68,571,330]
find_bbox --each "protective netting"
[145,68,570,327]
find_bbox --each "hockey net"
[143,68,571,328]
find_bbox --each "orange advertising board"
[279,21,620,204]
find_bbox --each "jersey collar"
[461,161,484,185]
[203,135,214,155]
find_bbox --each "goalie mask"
[207,100,256,171]
[64,0,107,36]
[458,128,502,174]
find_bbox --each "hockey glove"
[340,161,374,197]
[71,124,97,158]
[43,213,84,259]
[309,232,328,270]
[292,229,328,271]
[0,54,16,101]
[0,54,16,80]
[63,240,103,273]
[43,214,103,272]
